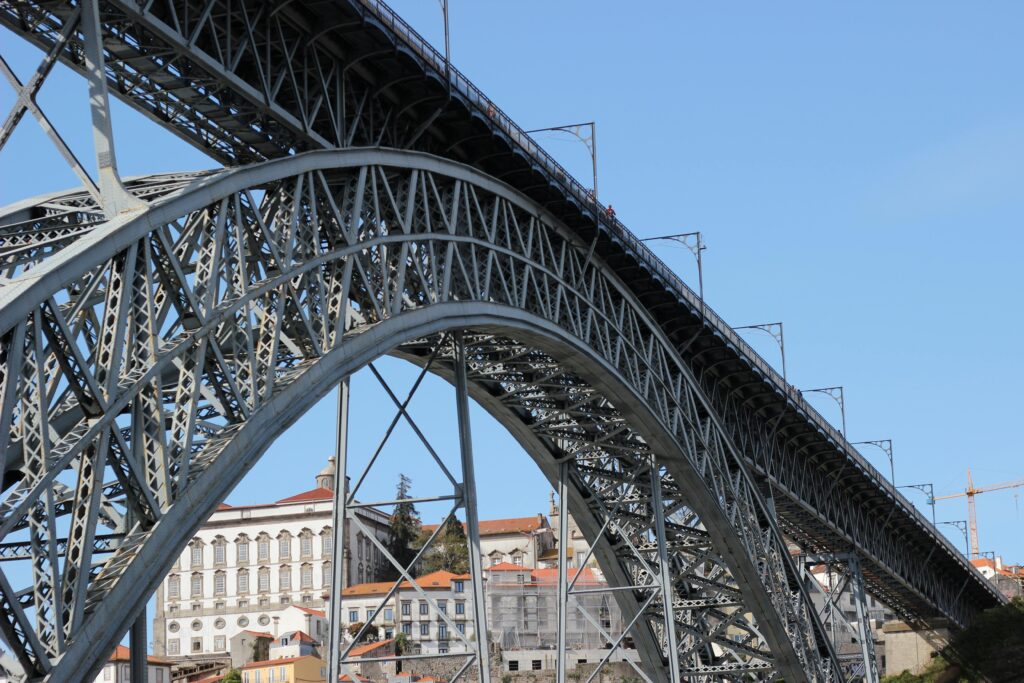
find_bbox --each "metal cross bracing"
[0,0,1005,678]
[0,0,1003,631]
[0,149,841,680]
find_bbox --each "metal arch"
[0,149,839,681]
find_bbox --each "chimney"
[272,615,280,637]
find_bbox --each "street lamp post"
[526,122,598,199]
[800,386,846,437]
[437,0,450,85]
[735,322,786,384]
[898,483,937,525]
[851,439,894,485]
[640,231,705,303]
[938,520,969,556]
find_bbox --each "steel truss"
[0,0,1004,649]
[0,149,841,680]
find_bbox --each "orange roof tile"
[486,562,527,571]
[422,515,547,537]
[531,567,600,585]
[275,487,334,504]
[108,645,172,666]
[241,630,275,639]
[342,581,394,597]
[280,630,318,644]
[242,655,320,670]
[348,638,395,657]
[291,605,326,618]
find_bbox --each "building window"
[456,623,465,634]
[321,529,333,556]
[439,645,448,654]
[357,563,364,584]
[214,571,226,596]
[213,538,227,566]
[322,562,332,587]
[214,618,225,629]
[300,531,313,559]
[438,600,447,614]
[453,580,464,593]
[532,660,542,671]
[167,639,179,655]
[238,599,248,609]
[402,623,411,635]
[356,533,363,559]
[279,566,291,591]
[384,608,393,621]
[401,601,411,616]
[278,533,291,560]
[237,536,250,564]
[257,535,270,562]
[366,608,374,622]
[237,569,249,594]
[191,638,202,653]
[300,563,313,588]
[419,623,429,636]
[517,574,525,584]
[103,667,112,681]
[168,575,180,599]
[190,542,203,567]
[349,610,358,622]
[190,573,202,597]
[214,635,226,651]
[419,602,429,616]
[258,567,270,593]
[512,553,523,566]
[455,601,465,615]
[438,624,448,639]
[508,661,519,672]
[490,556,501,566]
[280,595,290,605]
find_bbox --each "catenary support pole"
[555,460,569,683]
[327,380,351,683]
[649,459,682,682]
[453,332,492,683]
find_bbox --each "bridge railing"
[358,0,988,590]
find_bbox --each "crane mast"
[935,468,1024,559]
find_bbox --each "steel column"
[649,459,682,682]
[555,460,569,683]
[327,380,350,683]
[453,331,492,683]
[129,609,146,682]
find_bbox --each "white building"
[421,515,558,570]
[91,646,172,683]
[154,459,390,658]
[338,570,478,655]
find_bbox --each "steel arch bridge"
[0,1,1003,681]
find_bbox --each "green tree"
[222,670,242,683]
[383,474,420,580]
[418,516,469,574]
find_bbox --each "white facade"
[91,647,172,683]
[154,460,390,657]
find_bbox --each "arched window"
[190,572,203,597]
[278,531,292,560]
[237,569,249,594]
[356,533,364,560]
[236,534,250,565]
[320,527,333,557]
[322,562,332,587]
[300,563,313,589]
[299,529,314,559]
[168,575,180,599]
[279,565,291,591]
[357,563,364,585]
[214,571,226,596]
[258,566,270,593]
[257,534,271,562]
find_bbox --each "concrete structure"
[154,464,388,657]
[91,647,172,683]
[881,621,951,677]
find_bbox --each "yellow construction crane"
[934,469,1024,559]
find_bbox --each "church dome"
[316,457,336,490]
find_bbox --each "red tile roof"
[486,562,528,571]
[108,645,172,666]
[531,567,600,585]
[348,638,395,657]
[291,605,326,618]
[342,581,394,597]
[343,571,471,596]
[280,630,318,644]
[241,655,321,670]
[422,515,547,537]
[275,487,334,504]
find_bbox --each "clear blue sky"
[2,1,1021,566]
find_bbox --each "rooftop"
[422,515,548,537]
[108,645,172,666]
